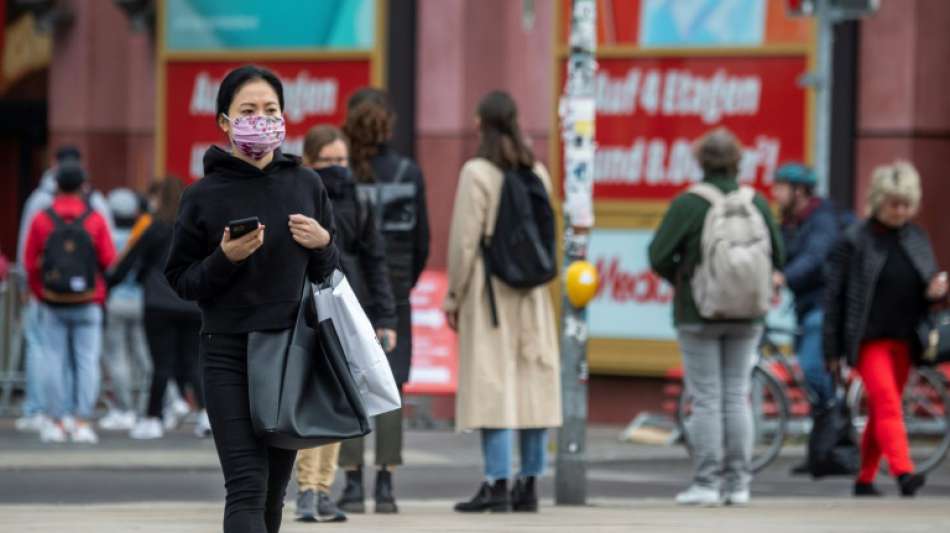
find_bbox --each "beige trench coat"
[443,158,562,432]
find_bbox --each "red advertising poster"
[583,55,807,201]
[163,59,371,182]
[404,271,458,396]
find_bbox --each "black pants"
[201,332,297,533]
[144,311,203,418]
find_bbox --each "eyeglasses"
[315,157,347,166]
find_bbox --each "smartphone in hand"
[228,217,261,239]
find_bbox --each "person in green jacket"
[649,128,785,507]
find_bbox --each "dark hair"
[476,91,535,170]
[215,65,284,119]
[149,176,185,225]
[55,145,81,164]
[303,125,348,164]
[343,87,394,182]
[55,163,86,193]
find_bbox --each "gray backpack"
[689,183,772,320]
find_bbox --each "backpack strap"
[688,183,726,206]
[392,157,411,183]
[45,207,65,228]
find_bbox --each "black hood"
[202,145,301,179]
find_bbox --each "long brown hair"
[149,177,184,225]
[476,91,535,171]
[343,88,394,182]
[303,124,348,165]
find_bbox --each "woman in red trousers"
[824,161,948,497]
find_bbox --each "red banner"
[163,59,371,181]
[404,271,458,396]
[573,55,807,201]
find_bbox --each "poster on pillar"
[163,60,371,182]
[590,55,808,201]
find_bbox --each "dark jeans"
[144,311,203,418]
[201,333,297,533]
[339,389,404,468]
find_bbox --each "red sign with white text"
[574,55,807,201]
[404,271,458,396]
[163,59,371,181]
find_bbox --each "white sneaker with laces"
[15,414,48,433]
[194,410,212,438]
[675,486,723,507]
[70,423,99,444]
[130,418,164,440]
[99,410,137,431]
[725,490,750,506]
[39,420,68,443]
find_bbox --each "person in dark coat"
[824,160,947,498]
[336,87,430,514]
[294,124,397,522]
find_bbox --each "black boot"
[511,476,538,512]
[337,468,366,514]
[854,482,883,497]
[454,480,510,513]
[898,473,926,497]
[374,469,399,514]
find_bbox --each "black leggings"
[200,332,297,533]
[144,311,203,418]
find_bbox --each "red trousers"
[856,340,914,483]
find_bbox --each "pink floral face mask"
[225,114,286,160]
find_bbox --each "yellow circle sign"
[565,260,600,309]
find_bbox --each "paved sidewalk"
[3,499,949,532]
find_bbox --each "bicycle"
[676,327,950,474]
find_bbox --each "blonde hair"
[867,160,921,216]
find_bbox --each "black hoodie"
[164,146,340,334]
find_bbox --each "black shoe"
[337,468,366,514]
[511,476,539,512]
[316,490,347,522]
[454,480,510,513]
[374,469,399,514]
[790,460,810,476]
[898,473,926,497]
[853,482,883,497]
[296,489,318,521]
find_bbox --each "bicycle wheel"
[677,364,790,473]
[847,367,950,475]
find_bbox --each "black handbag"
[919,310,950,365]
[247,280,371,450]
[807,393,859,478]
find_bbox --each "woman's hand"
[376,329,397,353]
[927,272,949,301]
[221,225,265,263]
[445,310,458,332]
[289,214,331,250]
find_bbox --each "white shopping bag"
[313,270,402,417]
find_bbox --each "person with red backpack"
[24,162,116,444]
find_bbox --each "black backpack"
[481,166,557,326]
[41,207,98,304]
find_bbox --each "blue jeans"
[21,301,45,416]
[481,428,548,482]
[798,309,834,407]
[39,303,103,421]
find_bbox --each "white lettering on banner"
[596,68,761,123]
[188,71,339,123]
[594,136,780,186]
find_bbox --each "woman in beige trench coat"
[443,91,561,514]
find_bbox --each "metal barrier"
[0,269,26,416]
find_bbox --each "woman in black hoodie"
[164,65,339,533]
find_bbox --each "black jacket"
[164,147,340,334]
[823,220,938,365]
[781,199,839,318]
[108,219,200,317]
[316,166,397,330]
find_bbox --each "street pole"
[813,0,834,196]
[555,0,596,506]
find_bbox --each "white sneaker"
[15,414,48,433]
[39,420,68,443]
[675,486,723,507]
[194,410,212,439]
[725,490,750,506]
[163,399,191,431]
[130,418,164,440]
[70,423,99,444]
[99,410,137,431]
[62,416,77,434]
